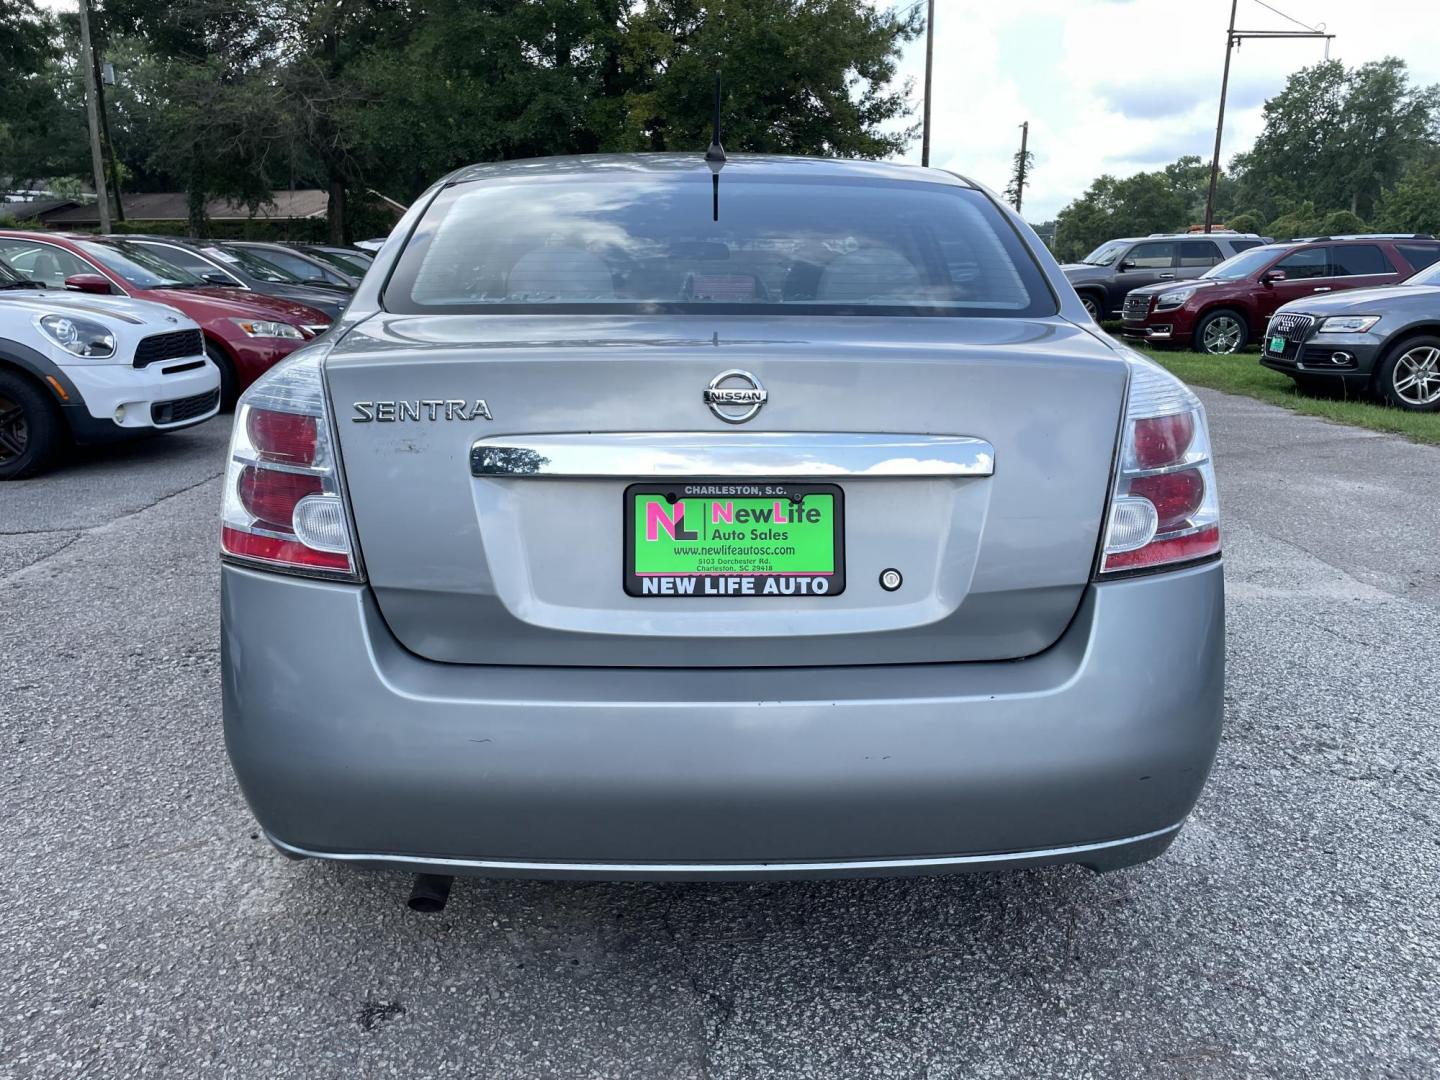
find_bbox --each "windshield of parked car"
[1201,247,1281,281]
[0,257,42,289]
[1079,241,1127,267]
[387,172,1056,317]
[76,240,205,288]
[308,248,371,276]
[205,244,305,284]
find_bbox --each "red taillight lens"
[221,353,359,579]
[237,465,323,531]
[1128,469,1205,531]
[221,525,352,571]
[1100,361,1220,576]
[1102,525,1221,572]
[246,408,318,465]
[1132,412,1194,470]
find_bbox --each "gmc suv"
[1119,235,1440,355]
[1062,233,1270,320]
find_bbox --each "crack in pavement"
[0,470,224,586]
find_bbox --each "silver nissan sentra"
[220,154,1223,885]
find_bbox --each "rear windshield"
[384,172,1056,317]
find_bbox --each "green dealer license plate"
[1269,335,1286,353]
[625,482,845,597]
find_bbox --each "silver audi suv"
[221,155,1224,886]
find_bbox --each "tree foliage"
[1373,161,1440,235]
[1051,58,1440,255]
[2,0,918,241]
[1051,166,1191,261]
[1229,58,1439,223]
[1004,145,1033,209]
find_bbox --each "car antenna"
[705,71,725,222]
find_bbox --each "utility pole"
[1015,121,1029,213]
[93,57,125,223]
[920,0,935,167]
[77,0,111,233]
[1204,2,1334,232]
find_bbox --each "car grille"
[134,329,204,368]
[1123,295,1151,321]
[1268,313,1315,341]
[151,388,219,426]
[1263,313,1316,361]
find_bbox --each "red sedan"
[0,231,332,403]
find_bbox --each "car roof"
[441,153,978,189]
[1107,233,1264,243]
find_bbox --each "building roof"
[40,189,334,225]
[0,197,80,221]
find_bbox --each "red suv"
[0,231,332,403]
[1119,235,1440,355]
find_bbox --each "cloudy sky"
[887,0,1440,221]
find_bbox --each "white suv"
[0,263,220,478]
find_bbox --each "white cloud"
[887,0,1440,220]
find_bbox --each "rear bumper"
[221,559,1225,879]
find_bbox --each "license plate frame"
[624,481,846,598]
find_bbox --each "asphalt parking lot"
[2,389,1438,1079]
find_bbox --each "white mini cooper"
[0,258,220,478]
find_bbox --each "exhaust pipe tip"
[407,873,453,913]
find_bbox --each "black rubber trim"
[0,339,81,402]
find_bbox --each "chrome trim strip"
[268,822,1182,877]
[471,432,996,479]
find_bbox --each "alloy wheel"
[1391,345,1440,407]
[1081,296,1101,320]
[0,394,28,462]
[1201,316,1244,355]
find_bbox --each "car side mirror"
[64,273,113,295]
[1119,260,1136,271]
[1262,269,1287,286]
[203,272,233,286]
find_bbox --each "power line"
[1249,0,1323,33]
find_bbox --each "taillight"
[220,346,361,579]
[1098,359,1220,575]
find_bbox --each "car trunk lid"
[327,314,1126,667]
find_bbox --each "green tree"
[1004,145,1034,210]
[1051,167,1190,262]
[616,0,919,157]
[1231,58,1439,222]
[0,1,89,189]
[1373,161,1440,234]
[1224,210,1265,235]
[107,0,920,238]
[1266,200,1324,241]
[1319,208,1367,236]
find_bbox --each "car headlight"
[38,314,117,358]
[1154,287,1197,311]
[230,319,305,340]
[1316,315,1380,334]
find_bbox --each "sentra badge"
[352,399,493,422]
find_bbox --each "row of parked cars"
[1063,231,1440,411]
[0,231,375,478]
